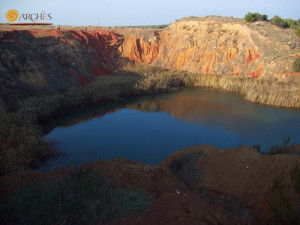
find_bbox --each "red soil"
[1,28,120,84]
[249,67,262,78]
[70,72,91,85]
[246,49,260,64]
[1,145,299,225]
[90,62,114,76]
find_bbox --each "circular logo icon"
[6,9,19,23]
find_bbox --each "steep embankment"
[160,145,300,225]
[120,17,300,106]
[0,28,122,107]
[0,16,300,109]
[121,17,300,79]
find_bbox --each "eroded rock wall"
[120,20,300,80]
[1,18,300,108]
[0,29,122,105]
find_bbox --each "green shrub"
[267,137,290,155]
[271,15,289,28]
[296,26,300,37]
[245,12,268,22]
[252,144,262,152]
[284,19,299,29]
[245,12,258,22]
[261,14,268,21]
[252,137,291,155]
[0,167,152,225]
[293,58,300,72]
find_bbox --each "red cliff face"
[120,22,263,77]
[2,20,299,87]
[119,20,300,80]
[0,29,122,90]
[0,18,299,107]
[120,34,159,64]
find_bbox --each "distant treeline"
[244,12,300,36]
[118,24,169,29]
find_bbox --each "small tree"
[271,15,288,28]
[245,12,268,23]
[245,12,257,22]
[284,18,298,29]
[261,14,268,21]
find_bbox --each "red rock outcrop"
[0,17,299,108]
[0,28,123,105]
[119,19,299,81]
[121,35,159,64]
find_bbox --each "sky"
[0,0,299,26]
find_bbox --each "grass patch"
[293,58,300,72]
[0,167,152,225]
[218,196,254,223]
[252,137,291,155]
[0,114,48,175]
[169,151,202,189]
[270,163,300,225]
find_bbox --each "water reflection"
[43,87,300,171]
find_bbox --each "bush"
[261,14,268,21]
[284,19,299,29]
[0,167,152,225]
[252,144,261,152]
[293,58,300,72]
[296,26,300,37]
[245,12,268,22]
[271,15,289,28]
[245,12,257,22]
[252,137,290,155]
[267,137,290,155]
[0,114,48,175]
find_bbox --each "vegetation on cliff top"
[244,12,268,22]
[244,12,300,36]
[119,24,169,29]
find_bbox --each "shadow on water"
[41,87,300,171]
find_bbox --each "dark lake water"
[42,87,300,171]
